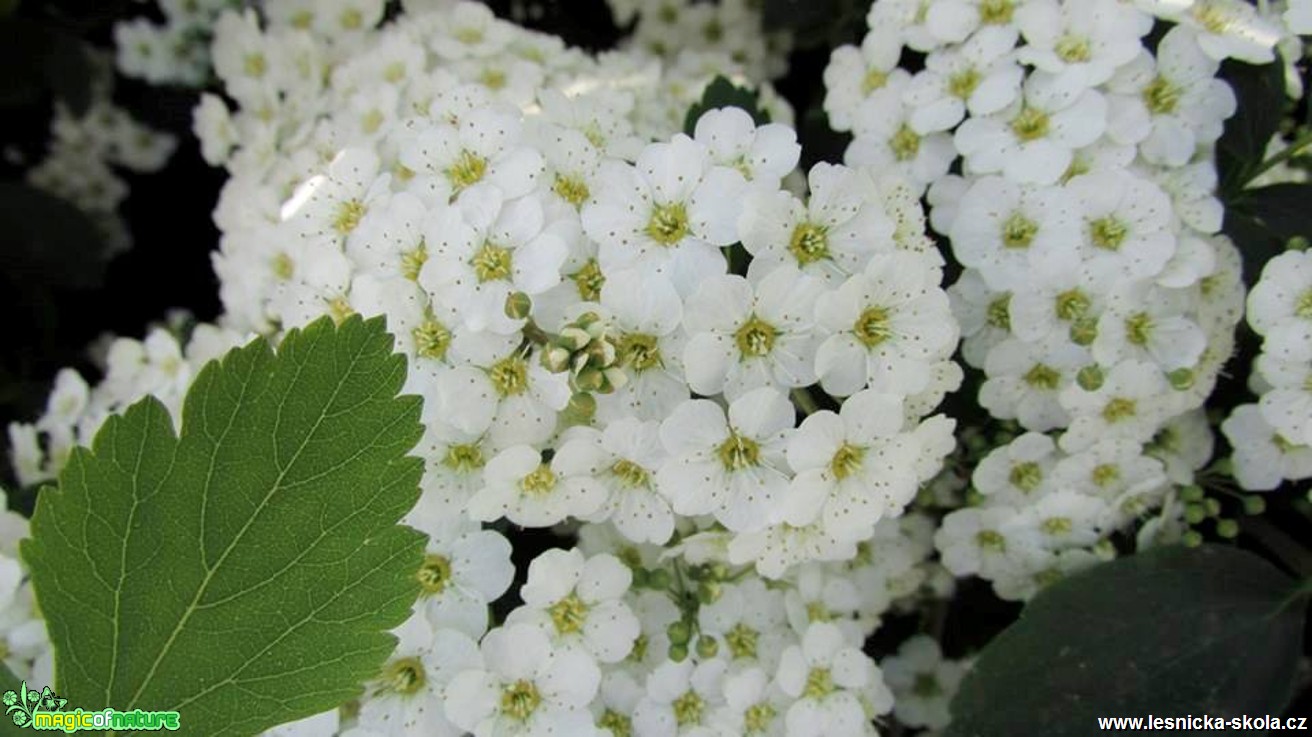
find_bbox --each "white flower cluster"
[821,0,1303,599]
[24,55,176,254]
[114,0,239,86]
[0,489,47,688]
[1223,249,1312,490]
[605,0,794,81]
[9,2,966,735]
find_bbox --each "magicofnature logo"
[4,680,180,732]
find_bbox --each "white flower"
[1255,355,1312,447]
[408,516,514,638]
[738,163,896,284]
[936,506,1043,580]
[846,88,957,192]
[711,666,789,736]
[399,106,543,205]
[1104,27,1237,167]
[1059,360,1175,452]
[696,578,790,670]
[902,26,1023,134]
[595,270,690,424]
[435,346,570,448]
[972,431,1060,505]
[445,622,602,737]
[1286,0,1312,34]
[682,266,825,399]
[656,387,794,532]
[880,635,967,730]
[1222,404,1312,491]
[784,391,922,544]
[632,658,727,737]
[558,420,675,545]
[949,175,1081,292]
[508,548,640,663]
[1172,0,1282,64]
[468,444,607,527]
[356,616,481,736]
[979,336,1088,431]
[692,107,801,188]
[954,73,1107,185]
[1015,0,1149,95]
[776,621,892,737]
[814,250,958,397]
[1247,250,1312,355]
[281,147,389,250]
[582,134,744,296]
[418,184,569,334]
[1092,281,1207,372]
[823,27,911,132]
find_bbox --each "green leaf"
[0,19,91,116]
[761,0,866,48]
[22,315,426,737]
[945,545,1306,737]
[683,75,770,136]
[1217,57,1287,194]
[1223,183,1312,283]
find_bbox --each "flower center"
[744,701,777,734]
[1142,75,1181,115]
[717,431,761,471]
[913,672,943,698]
[520,464,557,495]
[1125,312,1153,345]
[328,296,355,325]
[339,7,363,29]
[830,443,865,481]
[1009,461,1044,492]
[1191,2,1231,33]
[273,252,294,280]
[1010,107,1050,142]
[890,124,921,162]
[862,68,889,94]
[1002,211,1039,249]
[646,202,690,246]
[334,199,367,234]
[361,109,385,134]
[854,306,894,347]
[735,315,779,358]
[480,68,507,90]
[948,68,981,100]
[1295,289,1312,319]
[380,656,426,696]
[417,553,453,595]
[803,667,835,699]
[488,355,529,396]
[243,53,267,78]
[570,258,606,301]
[726,622,760,659]
[446,149,487,192]
[471,242,513,282]
[443,443,485,473]
[1055,288,1090,321]
[1101,397,1137,423]
[672,691,705,726]
[1023,363,1061,390]
[1089,216,1128,251]
[413,317,452,360]
[1092,463,1121,487]
[598,709,633,737]
[548,592,590,635]
[1041,516,1073,535]
[1055,34,1092,63]
[400,243,428,281]
[979,0,1016,24]
[987,294,1012,330]
[553,173,591,207]
[617,332,663,372]
[456,26,485,44]
[610,458,651,488]
[789,222,831,265]
[500,679,542,722]
[976,529,1006,551]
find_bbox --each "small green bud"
[708,563,729,581]
[667,620,691,646]
[630,568,650,589]
[566,392,596,420]
[505,291,533,320]
[1076,365,1104,391]
[1242,495,1267,516]
[1204,498,1221,517]
[668,642,689,662]
[695,636,719,659]
[1215,518,1239,539]
[1179,484,1205,503]
[542,346,572,373]
[1184,503,1207,525]
[1167,367,1194,391]
[697,581,721,605]
[1182,530,1204,547]
[575,367,605,392]
[647,568,671,590]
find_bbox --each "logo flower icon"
[2,691,15,707]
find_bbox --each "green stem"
[1245,129,1312,186]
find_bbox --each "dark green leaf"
[23,315,426,737]
[0,19,91,116]
[0,183,107,289]
[1217,58,1287,194]
[761,0,866,48]
[683,75,770,136]
[945,545,1306,737]
[1223,183,1312,284]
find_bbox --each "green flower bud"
[1184,503,1207,525]
[1179,484,1205,503]
[1076,365,1104,391]
[1243,495,1266,516]
[1215,518,1239,539]
[668,642,689,662]
[695,636,719,659]
[504,291,533,320]
[667,620,691,646]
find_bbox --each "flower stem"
[1245,129,1312,186]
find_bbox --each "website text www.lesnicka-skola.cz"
[1097,715,1310,731]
